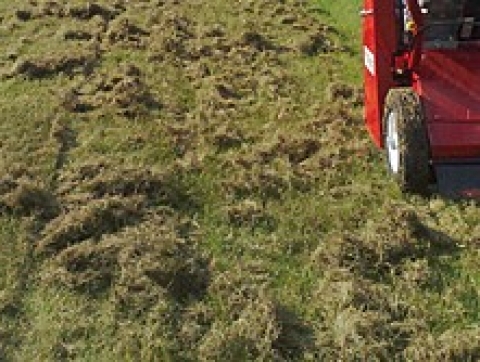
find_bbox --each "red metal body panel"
[414,48,480,159]
[363,1,480,158]
[362,0,397,147]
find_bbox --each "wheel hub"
[386,111,400,174]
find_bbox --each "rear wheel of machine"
[383,88,431,195]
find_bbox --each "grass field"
[0,0,478,360]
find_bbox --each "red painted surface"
[414,48,480,159]
[363,0,480,161]
[362,0,397,147]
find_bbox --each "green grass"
[0,0,478,361]
[316,0,363,83]
[0,218,25,292]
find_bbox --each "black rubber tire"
[383,88,431,195]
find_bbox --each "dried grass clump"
[57,162,191,211]
[306,206,454,359]
[308,201,470,359]
[399,258,431,286]
[46,239,120,293]
[61,29,93,42]
[198,262,309,361]
[220,133,323,202]
[55,161,109,192]
[194,261,312,361]
[273,136,321,164]
[0,327,7,361]
[64,64,160,117]
[296,26,334,55]
[222,163,294,202]
[208,262,271,316]
[326,82,363,106]
[0,289,20,316]
[165,122,200,157]
[405,328,480,361]
[0,176,17,195]
[0,177,60,220]
[37,195,145,255]
[14,9,32,21]
[82,168,170,199]
[44,214,209,308]
[50,116,77,150]
[197,296,281,361]
[148,14,196,61]
[10,2,61,20]
[15,1,119,20]
[106,17,149,48]
[66,2,119,21]
[312,270,419,360]
[112,218,210,313]
[226,199,275,229]
[9,51,98,79]
[312,207,428,280]
[238,30,277,52]
[212,124,245,150]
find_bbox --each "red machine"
[362,0,480,197]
